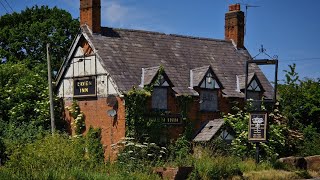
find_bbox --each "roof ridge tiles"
[100,26,232,43]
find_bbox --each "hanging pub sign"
[248,111,268,142]
[74,77,96,97]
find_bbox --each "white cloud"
[101,0,174,33]
[104,1,128,23]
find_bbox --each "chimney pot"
[229,4,241,12]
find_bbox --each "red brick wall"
[63,89,242,160]
[146,88,242,141]
[64,97,125,160]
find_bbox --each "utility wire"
[3,0,13,13]
[0,0,9,14]
[280,58,320,62]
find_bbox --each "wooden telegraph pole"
[47,43,55,135]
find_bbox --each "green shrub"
[298,125,320,156]
[168,136,193,166]
[86,127,104,165]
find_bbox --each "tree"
[0,5,79,72]
[278,64,320,131]
[0,63,50,145]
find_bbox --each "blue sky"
[1,0,319,81]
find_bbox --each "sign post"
[245,47,278,164]
[248,111,268,164]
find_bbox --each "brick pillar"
[80,0,101,33]
[225,4,245,49]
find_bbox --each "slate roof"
[193,119,225,142]
[142,66,160,86]
[237,72,255,90]
[191,66,210,87]
[71,25,274,98]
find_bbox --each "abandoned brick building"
[56,0,273,159]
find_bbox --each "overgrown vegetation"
[0,133,160,180]
[66,100,86,135]
[224,106,287,161]
[0,4,319,179]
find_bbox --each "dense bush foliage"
[224,107,287,161]
[0,5,78,163]
[278,64,320,132]
[298,125,320,156]
[0,63,53,158]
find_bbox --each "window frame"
[198,70,221,112]
[151,73,172,111]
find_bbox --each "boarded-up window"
[247,91,260,100]
[152,87,167,110]
[200,90,218,111]
[247,91,261,108]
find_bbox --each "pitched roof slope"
[82,25,273,98]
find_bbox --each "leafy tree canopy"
[278,64,320,131]
[0,5,79,71]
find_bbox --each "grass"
[240,170,300,180]
[0,135,318,180]
[0,166,161,180]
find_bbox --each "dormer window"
[237,73,264,101]
[246,76,264,100]
[190,67,222,112]
[200,72,220,89]
[154,75,169,87]
[140,66,173,111]
[248,79,261,92]
[152,74,171,110]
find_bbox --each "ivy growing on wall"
[65,100,85,136]
[124,87,165,142]
[124,66,195,143]
[177,95,194,140]
[85,127,104,165]
[124,66,167,143]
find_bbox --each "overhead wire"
[280,58,320,62]
[0,0,9,14]
[3,0,13,13]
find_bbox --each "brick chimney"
[80,0,101,33]
[225,4,245,49]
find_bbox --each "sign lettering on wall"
[248,111,268,142]
[73,77,96,97]
[147,114,182,125]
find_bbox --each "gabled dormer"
[190,66,223,112]
[237,73,264,100]
[140,66,173,110]
[190,66,222,90]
